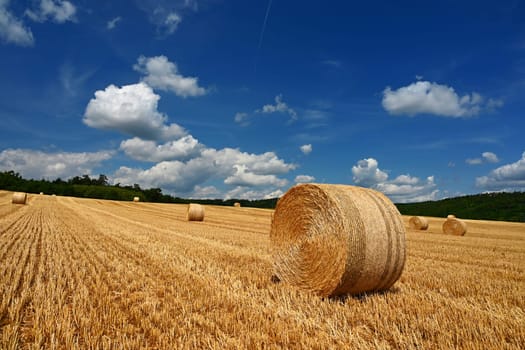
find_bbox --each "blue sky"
[1,0,524,202]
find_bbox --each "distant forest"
[0,171,277,209]
[1,170,524,222]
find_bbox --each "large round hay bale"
[187,203,205,221]
[12,192,27,204]
[133,196,140,202]
[234,202,241,207]
[447,214,456,219]
[442,218,467,236]
[270,183,406,297]
[408,216,428,230]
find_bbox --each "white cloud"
[113,147,295,196]
[300,144,312,155]
[107,16,121,30]
[134,55,206,98]
[351,158,388,187]
[382,81,503,117]
[234,112,249,125]
[83,82,186,141]
[0,148,113,180]
[120,136,203,162]
[224,186,284,200]
[466,151,500,165]
[259,94,297,120]
[352,157,438,203]
[476,151,525,191]
[162,12,181,34]
[224,164,288,187]
[26,0,76,23]
[294,175,315,183]
[0,1,34,46]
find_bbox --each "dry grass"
[0,191,524,349]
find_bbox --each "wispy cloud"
[0,1,34,46]
[107,16,122,30]
[466,152,499,165]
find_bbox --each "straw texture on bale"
[234,202,241,207]
[12,192,27,204]
[270,183,406,297]
[408,216,429,230]
[442,218,467,236]
[187,203,205,221]
[133,197,140,202]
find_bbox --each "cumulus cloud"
[294,175,315,183]
[134,55,206,97]
[352,157,438,203]
[466,151,499,165]
[113,147,295,197]
[476,151,525,191]
[83,82,186,141]
[224,187,284,200]
[0,1,34,46]
[107,16,121,30]
[382,81,503,117]
[300,144,312,155]
[259,94,297,121]
[0,148,113,180]
[119,136,203,162]
[26,0,76,23]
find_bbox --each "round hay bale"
[187,203,205,221]
[133,196,140,202]
[270,183,406,297]
[12,192,27,204]
[408,216,428,230]
[39,192,44,195]
[234,202,241,207]
[442,218,467,236]
[447,214,456,219]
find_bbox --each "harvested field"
[1,191,524,349]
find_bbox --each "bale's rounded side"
[12,192,27,204]
[447,214,456,219]
[133,197,140,202]
[408,216,428,230]
[442,218,467,236]
[270,183,406,297]
[234,202,241,207]
[187,203,205,221]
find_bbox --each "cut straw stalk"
[12,192,27,204]
[270,183,406,297]
[409,216,428,230]
[187,203,205,221]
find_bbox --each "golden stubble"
[0,191,524,349]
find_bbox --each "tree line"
[0,170,277,209]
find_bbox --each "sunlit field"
[1,190,524,349]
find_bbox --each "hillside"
[396,192,525,222]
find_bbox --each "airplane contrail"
[255,0,273,74]
[258,0,273,50]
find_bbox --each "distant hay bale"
[39,192,44,195]
[447,214,456,219]
[408,216,428,230]
[187,203,205,221]
[133,197,140,202]
[442,218,467,236]
[234,202,241,207]
[12,192,27,204]
[270,183,406,297]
